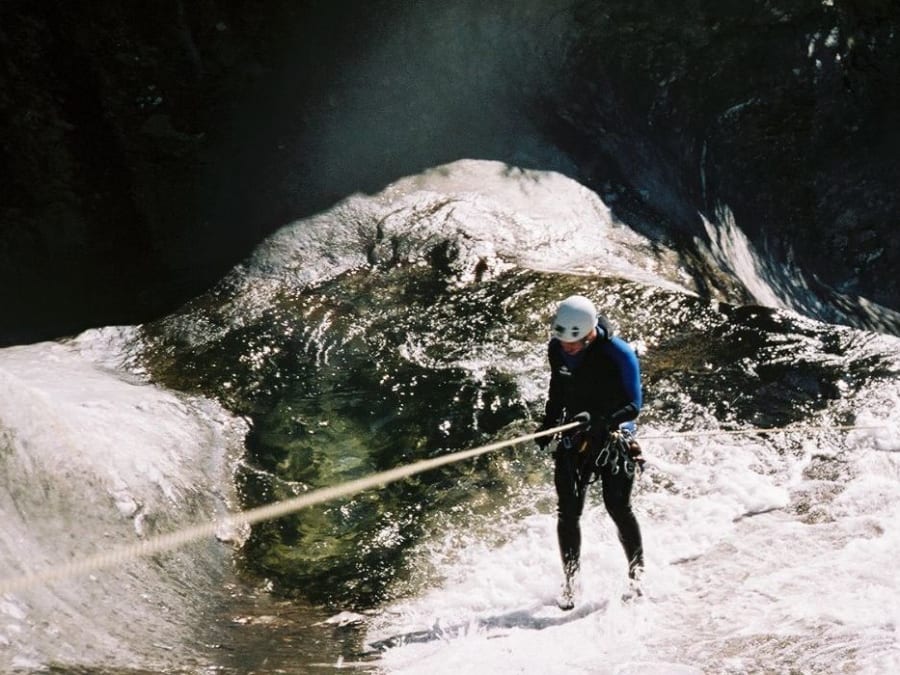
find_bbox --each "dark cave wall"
[1,0,357,343]
[1,0,898,345]
[551,0,899,324]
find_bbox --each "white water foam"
[367,378,900,673]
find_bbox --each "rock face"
[1,0,898,344]
[549,0,900,331]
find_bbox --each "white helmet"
[551,295,598,342]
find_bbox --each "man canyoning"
[536,294,645,610]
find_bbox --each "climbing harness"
[595,428,643,479]
[562,427,643,484]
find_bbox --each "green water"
[141,264,557,609]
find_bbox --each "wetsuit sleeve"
[607,337,642,425]
[542,341,564,428]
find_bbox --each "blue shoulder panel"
[606,336,642,411]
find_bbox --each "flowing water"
[1,160,898,673]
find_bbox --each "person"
[536,294,645,609]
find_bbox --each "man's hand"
[572,411,591,429]
[626,438,645,471]
[601,415,622,433]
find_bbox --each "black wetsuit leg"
[598,461,644,577]
[553,444,593,579]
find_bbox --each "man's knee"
[603,497,634,525]
[556,498,585,523]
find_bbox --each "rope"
[0,421,581,596]
[0,420,890,595]
[638,424,888,440]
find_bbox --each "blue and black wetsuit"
[541,318,644,580]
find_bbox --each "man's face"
[559,328,597,356]
[560,339,586,356]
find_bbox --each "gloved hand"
[585,415,617,449]
[572,411,591,429]
[605,416,628,435]
[626,437,645,471]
